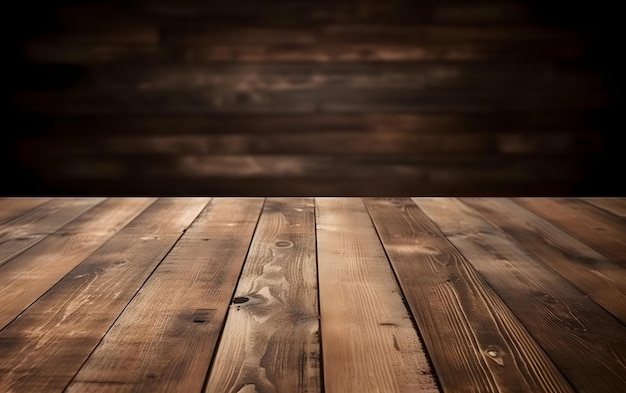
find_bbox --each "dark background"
[3,0,623,196]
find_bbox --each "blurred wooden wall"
[3,0,622,196]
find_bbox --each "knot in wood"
[273,240,294,249]
[232,296,250,304]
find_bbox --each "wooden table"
[0,197,624,393]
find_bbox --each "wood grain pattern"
[514,198,626,266]
[0,198,208,393]
[365,197,573,393]
[205,198,320,393]
[457,197,626,324]
[7,0,616,197]
[0,197,624,392]
[582,198,626,218]
[0,198,104,266]
[316,197,439,393]
[0,197,154,330]
[68,198,264,393]
[0,198,50,224]
[415,197,626,392]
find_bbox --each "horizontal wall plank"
[15,113,599,136]
[161,25,578,45]
[16,63,602,92]
[19,131,604,156]
[22,42,584,64]
[16,177,588,197]
[17,155,589,181]
[14,87,606,114]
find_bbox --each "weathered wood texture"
[68,198,263,393]
[0,198,104,266]
[205,198,319,393]
[316,198,438,392]
[365,197,573,393]
[0,198,154,330]
[0,197,625,393]
[4,0,622,196]
[514,198,626,266]
[0,198,208,392]
[415,198,626,392]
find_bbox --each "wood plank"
[20,131,603,156]
[0,198,209,393]
[414,197,626,393]
[24,42,585,64]
[205,198,321,393]
[67,198,263,393]
[33,28,159,45]
[0,198,50,224]
[364,197,573,393]
[30,63,600,92]
[458,197,626,325]
[28,113,596,136]
[0,198,104,267]
[582,198,626,218]
[14,85,606,114]
[514,198,626,266]
[161,25,578,45]
[127,0,528,25]
[19,155,588,183]
[7,177,585,199]
[0,198,155,330]
[315,198,440,393]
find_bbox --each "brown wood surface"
[514,198,626,266]
[365,197,574,393]
[582,198,626,218]
[415,197,626,392]
[6,0,618,196]
[0,198,208,393]
[0,198,50,224]
[1,197,624,393]
[0,197,154,330]
[68,198,263,393]
[458,197,626,324]
[205,198,320,393]
[0,198,104,267]
[316,198,438,392]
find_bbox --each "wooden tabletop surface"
[0,197,624,392]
